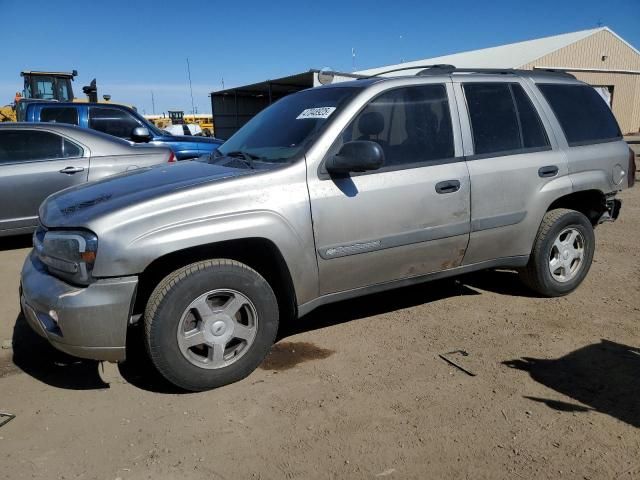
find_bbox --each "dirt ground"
[0,186,638,480]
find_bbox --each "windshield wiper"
[221,150,262,169]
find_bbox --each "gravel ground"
[0,186,638,480]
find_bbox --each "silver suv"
[20,66,636,391]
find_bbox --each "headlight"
[34,228,98,285]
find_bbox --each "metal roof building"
[210,27,640,137]
[210,70,361,139]
[357,27,640,133]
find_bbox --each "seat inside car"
[356,111,387,147]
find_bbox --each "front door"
[0,128,89,233]
[307,82,471,295]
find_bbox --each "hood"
[40,161,250,228]
[156,134,223,145]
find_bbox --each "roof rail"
[416,65,576,78]
[367,64,456,77]
[363,64,576,79]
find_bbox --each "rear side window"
[89,107,142,139]
[0,130,83,163]
[463,83,549,156]
[40,107,79,125]
[341,84,455,169]
[538,84,621,146]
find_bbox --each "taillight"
[629,147,636,188]
[168,151,176,163]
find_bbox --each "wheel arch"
[133,237,298,323]
[546,189,607,225]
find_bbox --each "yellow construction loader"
[1,70,127,122]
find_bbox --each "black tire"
[519,208,595,297]
[144,259,279,391]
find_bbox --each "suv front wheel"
[519,208,595,297]
[144,259,279,391]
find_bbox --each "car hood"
[155,134,222,145]
[40,161,251,228]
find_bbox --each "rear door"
[0,128,89,232]
[453,78,571,265]
[307,81,471,295]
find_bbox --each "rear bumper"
[598,197,622,224]
[20,251,137,362]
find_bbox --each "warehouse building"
[212,27,640,138]
[358,27,640,134]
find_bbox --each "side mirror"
[131,126,152,143]
[325,140,384,174]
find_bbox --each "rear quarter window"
[40,107,79,125]
[537,84,621,146]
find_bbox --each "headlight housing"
[34,227,98,285]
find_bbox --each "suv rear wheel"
[144,259,279,391]
[519,208,595,297]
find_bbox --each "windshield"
[217,86,358,163]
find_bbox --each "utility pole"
[186,58,196,119]
[151,90,156,115]
[352,48,356,71]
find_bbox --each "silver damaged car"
[20,66,636,390]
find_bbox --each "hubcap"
[548,227,585,283]
[176,289,258,369]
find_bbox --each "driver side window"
[341,84,455,169]
[89,107,142,139]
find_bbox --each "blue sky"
[1,0,638,115]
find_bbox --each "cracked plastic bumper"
[20,251,137,362]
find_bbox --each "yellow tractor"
[1,70,77,122]
[1,70,127,122]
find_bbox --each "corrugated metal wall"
[521,29,640,133]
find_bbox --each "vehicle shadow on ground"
[0,234,32,252]
[117,324,185,394]
[503,339,640,428]
[11,314,109,390]
[459,269,543,298]
[280,278,480,339]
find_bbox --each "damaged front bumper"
[20,251,138,362]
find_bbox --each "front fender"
[93,210,318,306]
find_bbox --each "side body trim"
[317,221,469,259]
[317,210,527,260]
[471,211,527,232]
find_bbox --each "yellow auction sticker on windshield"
[296,107,336,120]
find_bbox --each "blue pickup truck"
[24,102,223,160]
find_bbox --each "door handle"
[59,166,84,174]
[435,180,461,194]
[538,165,559,178]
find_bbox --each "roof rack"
[368,64,455,77]
[416,65,575,78]
[364,64,575,79]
